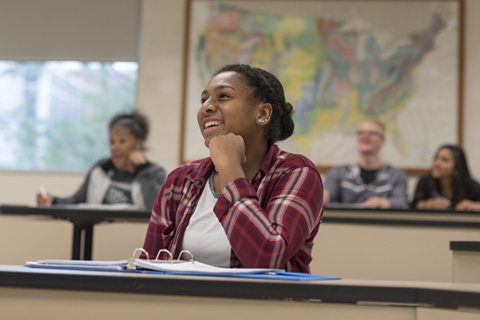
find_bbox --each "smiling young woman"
[36,112,166,211]
[411,145,480,211]
[141,64,324,273]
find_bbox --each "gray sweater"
[53,158,166,211]
[324,163,408,209]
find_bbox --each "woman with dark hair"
[142,64,323,273]
[411,144,480,211]
[36,111,166,211]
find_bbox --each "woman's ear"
[257,103,272,124]
[136,139,144,150]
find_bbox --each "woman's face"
[109,126,142,171]
[431,148,456,179]
[197,71,262,147]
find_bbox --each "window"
[0,61,138,171]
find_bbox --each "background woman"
[142,64,323,273]
[411,144,480,211]
[36,111,166,211]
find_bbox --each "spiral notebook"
[25,248,341,281]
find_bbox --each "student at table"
[36,111,166,211]
[411,144,480,211]
[142,64,324,273]
[323,119,408,209]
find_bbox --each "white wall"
[135,0,185,175]
[463,0,480,178]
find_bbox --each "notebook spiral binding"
[127,248,194,270]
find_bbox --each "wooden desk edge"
[1,265,480,309]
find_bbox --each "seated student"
[323,119,408,209]
[411,144,480,211]
[141,64,324,273]
[36,111,166,212]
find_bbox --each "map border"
[179,0,464,174]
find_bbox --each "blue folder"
[24,259,341,281]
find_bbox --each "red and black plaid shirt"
[142,144,323,273]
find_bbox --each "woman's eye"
[219,93,229,99]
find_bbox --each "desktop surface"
[1,264,480,309]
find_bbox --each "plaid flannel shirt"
[142,144,323,273]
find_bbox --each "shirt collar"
[252,144,280,183]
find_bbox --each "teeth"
[205,121,221,129]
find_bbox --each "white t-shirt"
[181,174,231,267]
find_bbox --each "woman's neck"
[243,143,269,178]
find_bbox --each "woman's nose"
[200,100,216,114]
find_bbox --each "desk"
[2,205,480,281]
[314,208,480,282]
[323,206,480,227]
[1,265,480,320]
[0,205,150,260]
[450,241,480,283]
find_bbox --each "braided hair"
[213,64,294,146]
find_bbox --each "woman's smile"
[203,119,224,134]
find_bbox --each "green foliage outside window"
[0,61,137,172]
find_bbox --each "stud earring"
[258,119,268,124]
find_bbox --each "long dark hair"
[428,144,472,204]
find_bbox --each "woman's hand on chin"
[127,150,147,173]
[209,133,246,173]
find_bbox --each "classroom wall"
[139,0,480,181]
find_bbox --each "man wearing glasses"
[323,119,408,209]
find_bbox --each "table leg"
[71,224,94,260]
[72,224,82,260]
[83,225,93,260]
